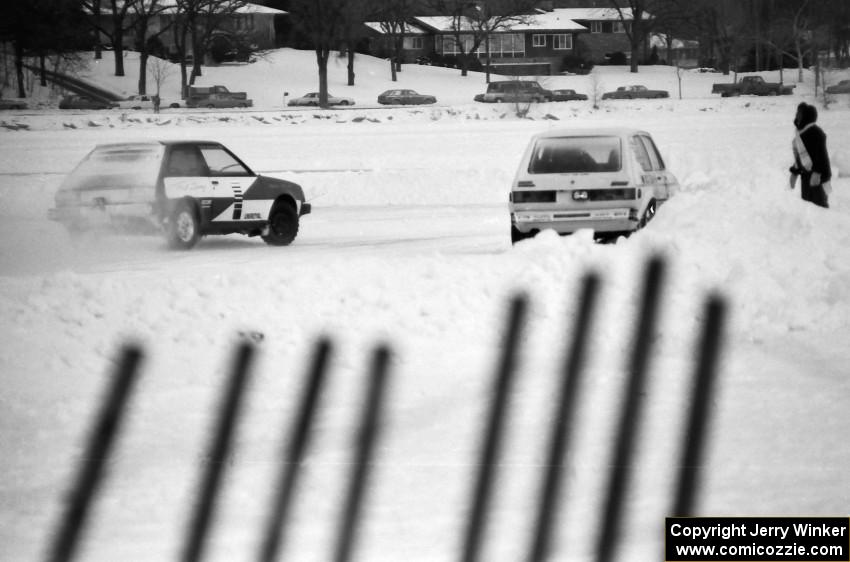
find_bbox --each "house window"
[440,34,477,55]
[532,34,546,47]
[486,33,523,57]
[590,21,603,33]
[552,34,572,50]
[404,36,424,50]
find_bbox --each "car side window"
[200,146,251,176]
[166,146,208,177]
[630,136,653,172]
[638,135,666,170]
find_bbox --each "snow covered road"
[2,98,850,562]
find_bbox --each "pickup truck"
[186,85,253,108]
[711,76,794,97]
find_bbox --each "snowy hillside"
[1,49,850,562]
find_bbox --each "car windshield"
[60,144,164,191]
[529,136,621,174]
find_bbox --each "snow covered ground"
[1,50,850,562]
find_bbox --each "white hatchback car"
[509,127,678,243]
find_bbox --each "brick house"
[547,8,649,64]
[89,1,283,63]
[364,7,654,75]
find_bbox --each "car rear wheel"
[511,225,533,244]
[262,201,299,246]
[167,199,201,250]
[638,199,657,229]
[206,104,215,109]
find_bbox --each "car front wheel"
[262,201,299,246]
[167,200,201,249]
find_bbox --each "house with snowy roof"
[364,7,653,75]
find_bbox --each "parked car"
[602,85,669,99]
[377,89,437,105]
[475,80,553,103]
[0,99,28,110]
[59,95,119,110]
[711,76,794,97]
[826,80,850,94]
[116,94,181,110]
[185,85,252,108]
[288,92,355,107]
[48,140,311,250]
[509,127,679,243]
[551,89,588,102]
[117,94,155,110]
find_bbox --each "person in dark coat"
[789,102,832,208]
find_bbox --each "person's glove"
[789,173,798,190]
[811,171,821,186]
[823,181,832,195]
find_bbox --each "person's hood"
[795,102,818,130]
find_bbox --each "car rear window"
[529,136,621,174]
[60,144,164,191]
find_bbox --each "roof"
[542,8,651,21]
[86,1,285,15]
[414,13,585,33]
[364,21,429,35]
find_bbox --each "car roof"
[92,140,221,149]
[531,127,649,140]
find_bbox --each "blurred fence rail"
[44,255,725,562]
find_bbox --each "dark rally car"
[48,140,311,249]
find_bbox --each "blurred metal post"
[459,295,528,562]
[671,295,726,517]
[528,274,600,562]
[45,344,143,562]
[181,342,254,562]
[595,256,665,562]
[258,338,332,562]
[332,344,392,562]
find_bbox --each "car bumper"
[300,202,311,216]
[511,208,638,234]
[49,203,158,227]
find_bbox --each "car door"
[635,134,674,201]
[197,144,264,223]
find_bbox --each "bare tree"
[147,56,173,112]
[588,69,605,109]
[0,0,89,96]
[287,0,349,108]
[82,0,137,76]
[766,0,814,82]
[428,0,541,78]
[373,0,417,81]
[609,0,687,73]
[689,0,749,75]
[476,0,541,83]
[339,0,372,85]
[131,0,172,95]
